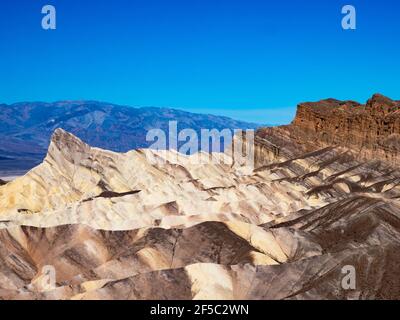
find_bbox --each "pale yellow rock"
[0,129,329,231]
[185,264,234,300]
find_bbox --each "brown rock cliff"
[255,94,400,167]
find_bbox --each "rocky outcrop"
[291,94,400,165]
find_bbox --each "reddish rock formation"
[255,94,400,167]
[292,94,400,164]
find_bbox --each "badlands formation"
[0,94,400,300]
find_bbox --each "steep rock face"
[290,94,400,165]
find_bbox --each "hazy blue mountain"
[0,101,259,175]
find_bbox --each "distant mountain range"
[0,101,260,175]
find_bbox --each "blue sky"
[0,0,399,124]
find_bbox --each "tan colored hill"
[0,94,400,300]
[0,128,329,230]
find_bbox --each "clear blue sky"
[0,0,399,123]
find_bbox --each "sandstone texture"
[0,94,399,300]
[260,94,400,166]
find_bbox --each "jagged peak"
[50,128,89,149]
[47,128,91,161]
[366,93,397,113]
[367,93,394,103]
[295,94,399,117]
